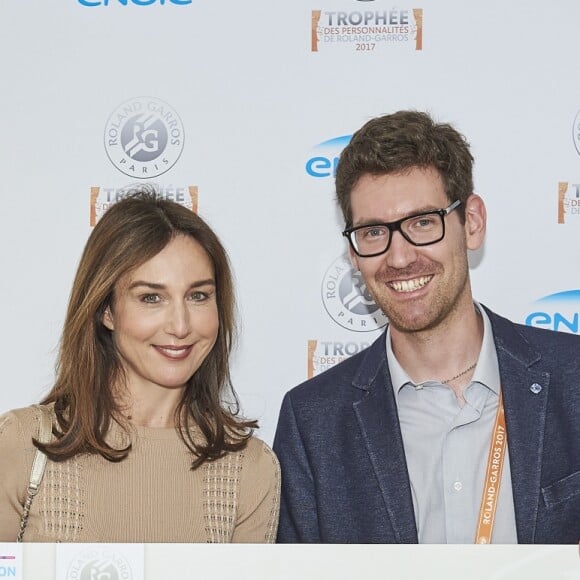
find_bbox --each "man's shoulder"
[487,306,580,349]
[515,320,580,345]
[485,306,580,380]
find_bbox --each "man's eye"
[362,226,387,239]
[410,216,437,229]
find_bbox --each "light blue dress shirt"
[386,304,518,543]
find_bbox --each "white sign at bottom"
[56,544,144,580]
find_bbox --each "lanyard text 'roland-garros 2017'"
[475,390,507,544]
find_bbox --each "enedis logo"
[0,555,17,579]
[104,97,184,179]
[0,565,16,578]
[90,185,198,226]
[79,0,191,6]
[306,135,351,178]
[557,182,580,224]
[525,290,580,334]
[307,339,370,378]
[311,7,423,52]
[322,254,388,332]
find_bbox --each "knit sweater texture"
[0,405,280,542]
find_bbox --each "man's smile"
[387,275,433,293]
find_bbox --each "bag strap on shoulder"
[16,405,52,542]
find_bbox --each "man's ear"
[464,194,486,251]
[102,306,114,331]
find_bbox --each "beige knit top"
[0,406,280,543]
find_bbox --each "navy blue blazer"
[273,307,580,543]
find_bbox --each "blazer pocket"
[541,470,580,508]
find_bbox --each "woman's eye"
[141,294,161,304]
[189,291,209,302]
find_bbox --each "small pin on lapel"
[529,383,542,394]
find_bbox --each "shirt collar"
[386,302,501,397]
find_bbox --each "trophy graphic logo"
[558,182,568,225]
[307,340,318,378]
[89,185,198,226]
[413,9,424,51]
[311,10,322,52]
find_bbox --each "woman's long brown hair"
[38,190,256,468]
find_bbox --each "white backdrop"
[2,0,580,444]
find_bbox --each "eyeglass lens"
[353,212,444,255]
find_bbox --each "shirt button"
[453,481,463,491]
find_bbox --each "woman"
[0,191,280,542]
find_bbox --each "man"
[273,111,580,544]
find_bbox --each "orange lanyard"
[475,390,507,544]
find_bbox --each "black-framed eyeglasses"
[342,200,462,258]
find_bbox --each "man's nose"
[384,230,418,269]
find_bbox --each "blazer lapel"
[489,309,549,544]
[351,335,418,543]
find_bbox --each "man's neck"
[390,301,484,401]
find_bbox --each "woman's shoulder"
[242,435,277,459]
[0,404,53,447]
[237,436,280,477]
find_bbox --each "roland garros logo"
[322,254,388,332]
[66,547,133,580]
[573,109,580,157]
[105,96,184,179]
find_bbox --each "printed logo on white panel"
[573,110,580,157]
[306,135,351,179]
[79,0,191,6]
[89,184,198,226]
[322,254,388,332]
[0,544,22,580]
[105,97,184,179]
[557,181,580,224]
[311,5,424,53]
[307,339,371,377]
[57,544,144,580]
[525,290,580,334]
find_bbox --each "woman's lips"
[153,345,193,360]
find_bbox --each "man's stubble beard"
[369,254,471,335]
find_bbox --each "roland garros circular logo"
[67,547,133,580]
[104,96,184,179]
[573,110,580,157]
[321,254,388,332]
